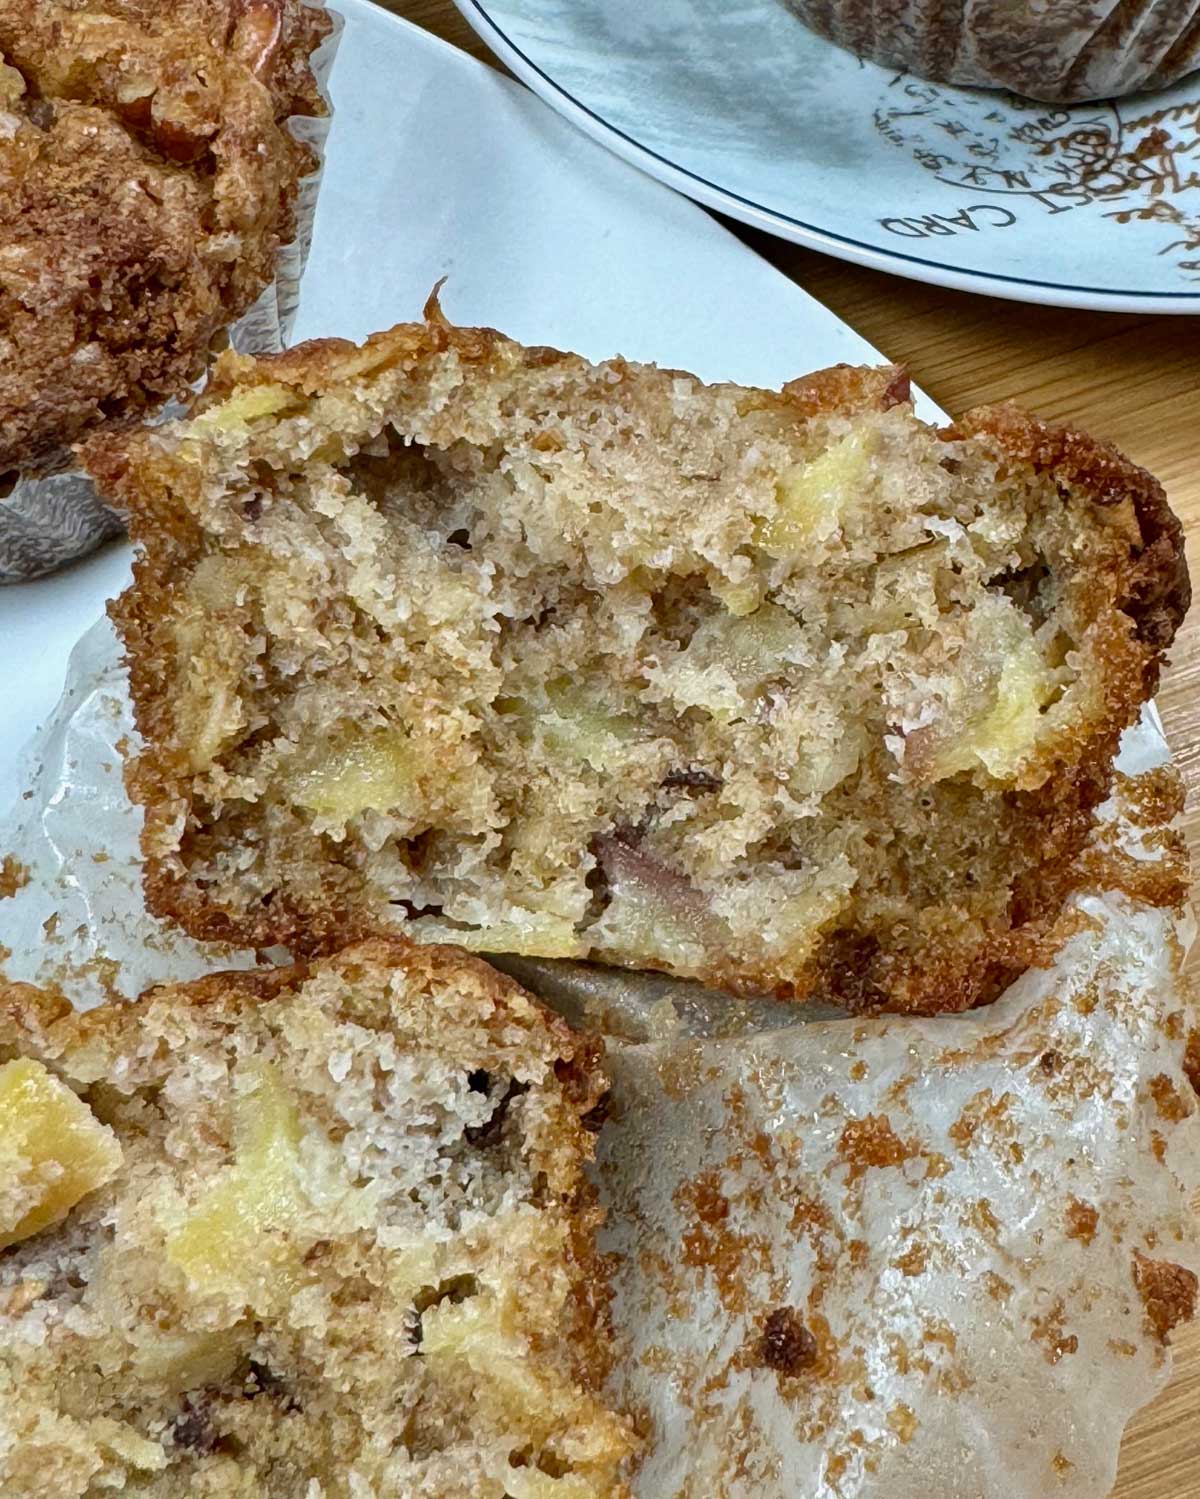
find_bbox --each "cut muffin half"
[0,939,633,1498]
[87,305,1188,1012]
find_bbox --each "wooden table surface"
[385,4,1200,1491]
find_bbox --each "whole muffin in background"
[0,0,334,578]
[784,0,1200,103]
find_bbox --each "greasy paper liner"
[785,0,1200,104]
[0,3,342,585]
[1,618,1198,1499]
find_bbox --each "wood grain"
[377,3,1200,1490]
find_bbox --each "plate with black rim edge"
[454,0,1200,313]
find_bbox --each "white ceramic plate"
[455,0,1200,313]
[0,0,935,790]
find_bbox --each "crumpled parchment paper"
[0,616,1196,1499]
[0,3,342,584]
[597,888,1200,1498]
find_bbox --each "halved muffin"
[87,307,1188,1012]
[0,939,633,1497]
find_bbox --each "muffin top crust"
[0,0,331,477]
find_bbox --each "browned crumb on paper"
[755,1307,819,1377]
[1064,1197,1099,1244]
[886,1402,919,1443]
[1031,1298,1079,1365]
[0,855,30,898]
[948,1087,1013,1152]
[1148,1072,1193,1122]
[1133,1251,1199,1342]
[891,1240,930,1277]
[838,1114,917,1182]
[675,1170,765,1318]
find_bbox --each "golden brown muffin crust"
[955,403,1191,653]
[0,0,330,476]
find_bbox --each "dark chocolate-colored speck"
[757,1307,818,1376]
[26,98,56,131]
[392,899,445,920]
[172,1398,218,1454]
[582,858,612,925]
[662,767,723,794]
